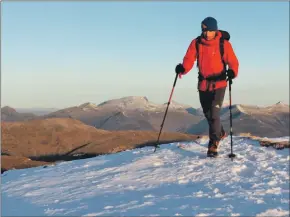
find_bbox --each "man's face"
[203,30,216,40]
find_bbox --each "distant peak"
[1,106,17,113]
[98,96,149,106]
[78,102,98,109]
[96,96,155,110]
[267,101,289,108]
[119,96,149,102]
[275,101,287,106]
[166,100,191,109]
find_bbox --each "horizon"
[2,95,289,110]
[2,1,289,108]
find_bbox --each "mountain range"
[187,101,289,137]
[1,96,289,137]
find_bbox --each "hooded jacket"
[181,31,239,91]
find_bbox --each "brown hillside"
[1,156,51,174]
[1,118,200,173]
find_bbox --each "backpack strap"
[219,37,227,72]
[195,36,201,70]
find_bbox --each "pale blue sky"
[2,1,289,108]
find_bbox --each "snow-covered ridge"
[100,97,290,114]
[165,100,192,109]
[97,96,151,109]
[220,102,289,116]
[2,136,289,216]
[95,96,192,111]
[78,102,98,111]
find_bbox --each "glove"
[175,63,185,75]
[227,69,235,80]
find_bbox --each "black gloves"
[175,63,185,74]
[227,69,235,80]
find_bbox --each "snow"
[2,136,289,216]
[97,96,154,111]
[95,96,192,112]
[78,102,99,111]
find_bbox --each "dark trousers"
[199,87,226,142]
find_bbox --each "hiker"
[175,17,239,157]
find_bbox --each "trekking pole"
[153,73,179,152]
[228,78,236,160]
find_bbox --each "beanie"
[201,17,218,31]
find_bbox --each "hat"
[201,17,218,31]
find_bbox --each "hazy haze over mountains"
[15,108,58,116]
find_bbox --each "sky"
[2,1,289,108]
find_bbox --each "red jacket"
[180,31,239,91]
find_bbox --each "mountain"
[2,135,289,216]
[2,97,289,137]
[1,106,36,122]
[41,96,203,132]
[15,108,59,116]
[187,102,290,137]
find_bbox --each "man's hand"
[227,69,235,80]
[175,63,185,74]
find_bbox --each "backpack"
[195,30,230,81]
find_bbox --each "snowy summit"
[2,136,289,216]
[78,102,98,111]
[97,96,153,110]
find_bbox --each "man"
[175,17,239,157]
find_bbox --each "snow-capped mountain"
[2,97,289,137]
[78,102,98,111]
[35,96,202,132]
[97,96,154,110]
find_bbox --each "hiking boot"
[207,140,219,157]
